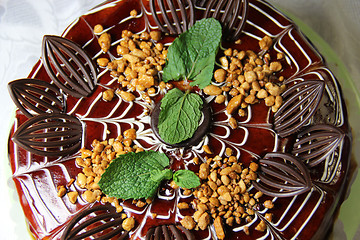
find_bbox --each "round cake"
[7,0,352,239]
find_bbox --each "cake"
[7,0,352,239]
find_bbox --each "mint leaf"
[158,88,203,144]
[162,18,222,89]
[98,151,170,200]
[173,170,201,189]
[150,169,173,182]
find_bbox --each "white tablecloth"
[0,0,359,239]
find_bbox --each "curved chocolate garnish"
[147,0,195,34]
[252,153,312,198]
[150,97,212,148]
[274,80,325,138]
[146,224,195,240]
[42,35,97,98]
[61,204,128,240]
[292,124,345,167]
[12,113,82,157]
[8,78,66,118]
[197,0,249,41]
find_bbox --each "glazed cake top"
[7,0,351,239]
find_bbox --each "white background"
[0,0,359,239]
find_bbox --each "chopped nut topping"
[180,216,196,230]
[57,185,66,197]
[122,217,136,231]
[93,24,104,34]
[130,9,137,17]
[98,33,111,53]
[67,191,78,204]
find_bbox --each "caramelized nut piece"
[226,94,243,114]
[57,186,66,197]
[198,212,211,230]
[94,24,103,34]
[120,91,136,102]
[255,220,267,232]
[122,217,135,231]
[97,58,109,67]
[150,31,161,41]
[124,128,136,140]
[264,200,274,209]
[130,9,137,17]
[259,36,272,51]
[177,202,189,210]
[199,163,210,179]
[270,61,282,72]
[98,33,111,52]
[67,191,78,204]
[214,69,227,83]
[180,216,196,230]
[214,216,225,239]
[204,85,222,96]
[102,89,115,102]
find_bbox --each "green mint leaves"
[98,151,200,200]
[98,151,170,200]
[158,88,203,144]
[162,18,222,89]
[173,170,201,189]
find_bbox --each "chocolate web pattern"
[7,0,351,239]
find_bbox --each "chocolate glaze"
[6,0,352,239]
[150,96,212,148]
[42,35,98,98]
[8,78,66,118]
[12,113,82,157]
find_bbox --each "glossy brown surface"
[7,0,352,239]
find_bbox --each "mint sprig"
[98,151,200,200]
[162,18,222,89]
[173,170,201,189]
[158,88,203,144]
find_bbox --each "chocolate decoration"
[274,80,325,138]
[252,153,312,197]
[147,0,195,34]
[150,97,212,148]
[12,113,82,157]
[146,224,195,240]
[42,35,97,98]
[292,124,345,167]
[8,78,66,118]
[61,204,128,240]
[197,0,249,41]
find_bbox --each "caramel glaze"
[7,0,352,239]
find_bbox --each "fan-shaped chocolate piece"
[252,153,312,197]
[8,78,66,118]
[274,80,325,137]
[197,0,249,41]
[146,0,195,34]
[292,124,345,167]
[146,224,195,240]
[61,204,128,240]
[12,113,82,157]
[42,35,97,98]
